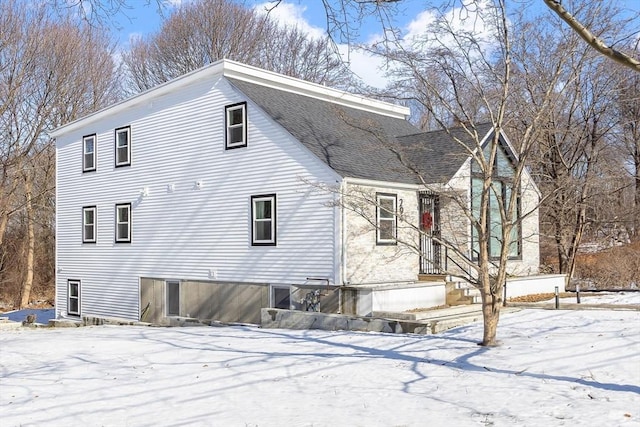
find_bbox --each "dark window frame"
[251,194,276,246]
[115,126,131,167]
[82,134,97,172]
[376,192,398,246]
[115,203,132,243]
[67,279,81,317]
[82,206,97,243]
[225,102,247,150]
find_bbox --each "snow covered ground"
[1,295,639,427]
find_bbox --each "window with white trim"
[83,134,96,172]
[225,102,247,149]
[376,193,397,245]
[251,194,276,245]
[68,280,80,316]
[115,203,131,243]
[82,206,96,243]
[115,126,131,167]
[166,280,180,316]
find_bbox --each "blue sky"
[109,0,638,88]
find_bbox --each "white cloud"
[338,45,390,89]
[403,0,499,52]
[254,2,390,88]
[253,2,326,39]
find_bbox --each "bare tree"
[327,1,568,346]
[616,66,640,239]
[122,0,354,93]
[0,0,120,307]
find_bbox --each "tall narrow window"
[68,280,80,316]
[251,194,276,245]
[115,126,131,167]
[166,280,180,316]
[83,134,96,172]
[115,203,131,243]
[82,206,97,243]
[225,102,247,149]
[376,193,397,245]
[471,140,521,260]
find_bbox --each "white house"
[52,59,544,325]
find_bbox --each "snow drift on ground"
[1,296,639,427]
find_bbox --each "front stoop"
[446,281,480,306]
[418,273,447,282]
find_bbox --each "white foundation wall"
[343,183,420,285]
[505,274,567,298]
[371,283,446,313]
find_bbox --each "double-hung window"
[251,194,276,245]
[376,193,397,245]
[82,206,97,243]
[115,203,131,243]
[83,134,96,172]
[68,280,80,316]
[115,126,131,167]
[225,102,247,149]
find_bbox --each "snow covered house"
[52,59,541,325]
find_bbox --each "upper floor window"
[376,193,397,245]
[115,126,131,167]
[251,194,276,246]
[225,102,247,149]
[115,203,131,243]
[82,206,97,243]
[83,134,96,172]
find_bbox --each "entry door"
[419,193,442,274]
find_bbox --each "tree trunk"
[478,267,502,346]
[480,291,501,346]
[20,173,35,309]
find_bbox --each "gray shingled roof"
[397,123,494,183]
[229,77,492,185]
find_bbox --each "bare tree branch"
[543,0,640,72]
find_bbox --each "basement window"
[166,280,180,317]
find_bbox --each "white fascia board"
[343,177,421,191]
[222,60,410,120]
[51,58,411,138]
[51,60,227,138]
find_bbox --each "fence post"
[576,283,581,304]
[503,282,507,307]
[555,286,559,309]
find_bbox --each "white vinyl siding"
[115,126,131,167]
[55,77,339,321]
